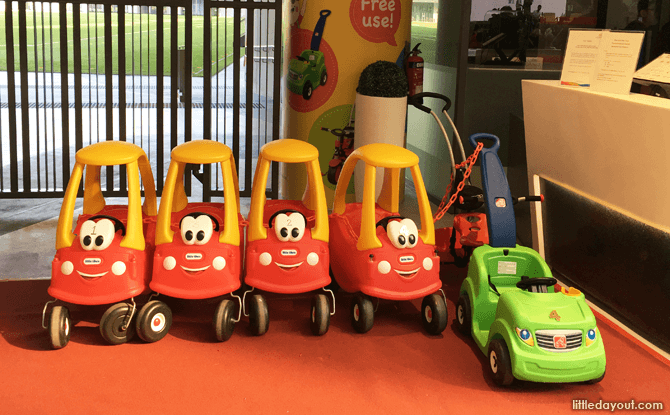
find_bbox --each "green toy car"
[456,133,606,386]
[288,49,327,100]
[288,10,330,100]
[456,245,606,386]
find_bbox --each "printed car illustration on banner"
[320,124,354,185]
[288,10,331,100]
[320,104,355,186]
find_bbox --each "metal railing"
[0,0,280,200]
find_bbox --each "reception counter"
[522,79,670,354]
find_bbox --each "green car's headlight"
[516,327,534,346]
[586,328,598,346]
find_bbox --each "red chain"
[433,142,484,223]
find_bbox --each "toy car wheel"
[320,70,327,86]
[136,300,172,343]
[488,339,514,386]
[100,302,136,345]
[421,293,448,335]
[303,81,313,100]
[327,165,338,185]
[310,294,330,336]
[585,369,606,384]
[248,294,269,336]
[49,305,71,350]
[351,293,374,334]
[334,164,343,183]
[456,293,472,336]
[213,299,236,342]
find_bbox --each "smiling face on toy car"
[58,215,127,281]
[165,212,226,276]
[375,216,435,279]
[180,213,216,247]
[263,210,317,272]
[80,218,117,252]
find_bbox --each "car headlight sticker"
[586,328,597,346]
[516,327,534,347]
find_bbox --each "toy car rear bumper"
[511,342,606,383]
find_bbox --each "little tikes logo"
[186,253,203,260]
[84,258,102,265]
[281,249,298,256]
[350,0,401,46]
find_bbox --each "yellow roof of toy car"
[352,143,419,168]
[75,141,148,166]
[261,139,318,163]
[170,140,233,164]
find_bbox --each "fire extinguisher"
[406,43,424,99]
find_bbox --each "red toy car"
[244,139,333,336]
[44,141,158,348]
[138,140,245,343]
[321,124,354,186]
[329,143,446,334]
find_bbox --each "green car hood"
[497,291,596,329]
[289,59,309,73]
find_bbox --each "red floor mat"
[1,266,669,414]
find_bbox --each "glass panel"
[464,0,669,70]
[407,0,462,201]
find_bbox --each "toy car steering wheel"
[88,215,126,236]
[516,276,557,292]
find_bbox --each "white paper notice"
[590,31,645,94]
[634,53,670,85]
[560,29,604,87]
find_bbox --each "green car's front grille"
[535,329,582,352]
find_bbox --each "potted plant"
[354,60,409,202]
